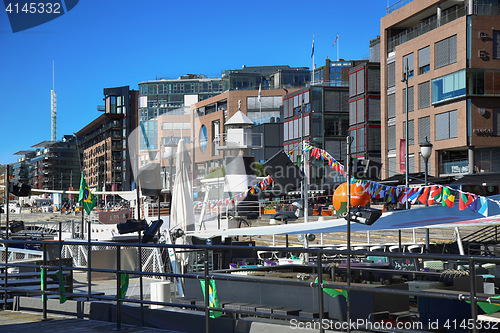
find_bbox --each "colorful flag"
[418,186,430,204]
[258,83,261,103]
[459,192,474,211]
[78,174,96,214]
[408,188,422,204]
[428,186,443,205]
[200,280,223,318]
[466,295,500,315]
[311,33,315,58]
[468,195,479,213]
[332,33,339,47]
[288,150,294,159]
[315,278,347,299]
[117,273,129,304]
[55,270,67,304]
[478,196,489,217]
[442,188,456,208]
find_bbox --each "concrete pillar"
[437,4,442,27]
[468,0,474,15]
[468,146,475,174]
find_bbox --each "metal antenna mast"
[51,61,57,141]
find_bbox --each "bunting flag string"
[193,175,273,209]
[302,143,490,216]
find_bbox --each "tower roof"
[225,111,254,126]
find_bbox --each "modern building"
[191,88,293,184]
[380,0,500,178]
[76,86,138,192]
[283,85,350,186]
[348,61,381,163]
[28,136,80,191]
[222,65,310,91]
[312,58,368,87]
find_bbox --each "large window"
[247,96,283,110]
[418,81,431,109]
[388,125,396,151]
[435,35,457,69]
[435,110,458,141]
[403,53,414,78]
[325,114,348,137]
[161,122,190,130]
[418,46,430,74]
[418,116,431,144]
[349,98,365,125]
[432,70,466,104]
[387,62,396,88]
[494,30,500,59]
[403,120,414,146]
[403,86,414,113]
[387,93,396,118]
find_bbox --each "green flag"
[55,270,67,304]
[117,273,129,303]
[40,268,46,302]
[314,278,348,299]
[78,174,96,214]
[467,296,500,315]
[200,280,223,318]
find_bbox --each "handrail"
[1,238,500,332]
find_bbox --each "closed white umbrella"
[170,139,194,234]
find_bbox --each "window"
[432,70,466,104]
[199,125,207,152]
[368,98,380,121]
[435,110,458,141]
[494,31,500,59]
[435,35,457,69]
[388,125,396,150]
[387,93,396,118]
[387,62,396,88]
[403,53,414,78]
[403,119,414,145]
[418,46,430,74]
[418,116,431,144]
[403,86,414,113]
[418,81,431,109]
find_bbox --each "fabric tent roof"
[187,194,500,238]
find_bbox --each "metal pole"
[346,135,352,332]
[469,258,479,333]
[316,249,325,333]
[404,58,409,209]
[302,101,309,262]
[116,245,122,331]
[204,247,210,333]
[58,221,63,301]
[42,242,47,319]
[5,165,9,241]
[87,211,92,301]
[138,229,144,326]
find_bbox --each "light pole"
[420,136,432,252]
[420,136,433,189]
[164,134,177,191]
[402,58,410,209]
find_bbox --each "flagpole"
[337,34,339,61]
[312,33,315,87]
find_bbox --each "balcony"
[216,132,263,151]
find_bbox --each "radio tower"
[51,61,57,141]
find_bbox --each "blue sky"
[0,0,388,165]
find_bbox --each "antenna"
[51,61,57,141]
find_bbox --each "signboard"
[389,257,419,271]
[399,139,406,172]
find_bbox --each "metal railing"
[1,238,500,333]
[386,0,413,15]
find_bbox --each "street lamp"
[419,136,433,188]
[419,136,432,253]
[164,134,177,191]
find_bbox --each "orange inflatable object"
[332,182,370,210]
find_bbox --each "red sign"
[399,139,406,173]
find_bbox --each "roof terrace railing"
[386,0,413,15]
